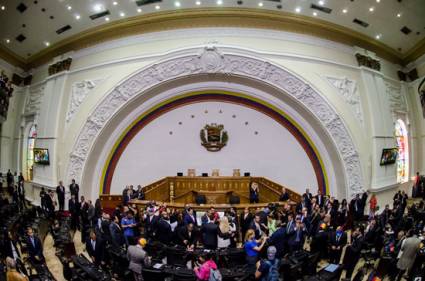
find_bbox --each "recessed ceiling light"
[155,5,160,9]
[93,4,104,12]
[75,14,80,20]
[105,17,110,21]
[174,1,181,7]
[44,41,50,47]
[119,11,125,17]
[375,34,382,39]
[5,39,10,43]
[113,1,118,5]
[313,12,318,16]
[376,0,380,2]
[196,1,201,5]
[295,7,301,13]
[1,5,5,10]
[137,8,142,12]
[67,5,72,10]
[397,13,401,18]
[217,0,223,5]
[369,7,374,12]
[258,2,263,7]
[342,8,348,14]
[318,0,324,6]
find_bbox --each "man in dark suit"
[279,187,290,202]
[240,207,253,240]
[69,179,79,200]
[183,208,197,225]
[315,189,325,208]
[2,231,21,260]
[267,225,287,258]
[26,227,44,263]
[68,195,80,230]
[201,215,218,249]
[56,181,65,211]
[156,211,173,245]
[343,226,364,279]
[176,223,197,249]
[44,190,55,218]
[329,226,347,264]
[109,215,125,248]
[249,214,266,240]
[288,218,306,253]
[144,209,159,239]
[85,231,104,266]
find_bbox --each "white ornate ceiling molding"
[66,46,364,197]
[66,78,105,123]
[24,85,45,116]
[325,76,364,125]
[386,82,407,113]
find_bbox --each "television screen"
[34,148,50,165]
[380,148,398,166]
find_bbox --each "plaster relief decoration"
[200,123,229,152]
[66,79,104,123]
[325,76,364,125]
[67,46,364,197]
[386,83,407,113]
[24,85,45,116]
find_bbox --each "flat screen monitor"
[380,148,398,166]
[34,148,50,165]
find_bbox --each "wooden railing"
[100,176,301,211]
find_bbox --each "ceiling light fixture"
[105,17,110,21]
[93,4,104,12]
[44,41,50,47]
[375,34,382,39]
[342,8,347,13]
[5,39,10,43]
[174,1,181,7]
[397,13,401,18]
[376,0,380,2]
[155,5,160,10]
[217,0,223,5]
[369,7,374,12]
[313,12,317,16]
[295,7,301,13]
[75,14,80,20]
[258,2,263,7]
[113,1,118,5]
[119,11,125,17]
[67,5,72,10]
[1,5,5,10]
[137,8,142,12]
[196,1,201,5]
[318,0,324,6]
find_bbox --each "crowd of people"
[1,175,425,281]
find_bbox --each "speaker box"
[177,172,183,176]
[195,195,206,204]
[244,172,250,177]
[229,195,240,204]
[202,173,208,177]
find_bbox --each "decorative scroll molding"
[24,85,45,116]
[386,83,407,113]
[48,58,72,76]
[67,47,364,197]
[325,76,363,125]
[66,78,104,123]
[355,53,381,71]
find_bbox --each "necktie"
[296,230,300,242]
[92,240,95,250]
[31,237,35,248]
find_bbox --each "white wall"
[111,102,317,194]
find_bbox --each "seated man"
[26,227,44,263]
[176,223,197,250]
[255,246,280,281]
[85,231,104,266]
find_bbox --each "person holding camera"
[244,229,267,267]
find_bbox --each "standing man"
[56,181,65,211]
[396,230,421,281]
[26,227,44,263]
[6,257,29,281]
[68,195,80,231]
[69,179,79,201]
[127,238,148,281]
[85,231,104,266]
[329,226,347,264]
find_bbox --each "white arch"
[66,46,364,198]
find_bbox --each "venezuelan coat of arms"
[200,123,229,152]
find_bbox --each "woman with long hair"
[244,229,267,267]
[217,216,231,248]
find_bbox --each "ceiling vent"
[15,34,26,42]
[135,0,162,6]
[56,25,72,35]
[353,18,369,28]
[16,3,27,13]
[310,4,332,14]
[401,26,412,35]
[89,10,110,20]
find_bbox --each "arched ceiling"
[0,0,424,69]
